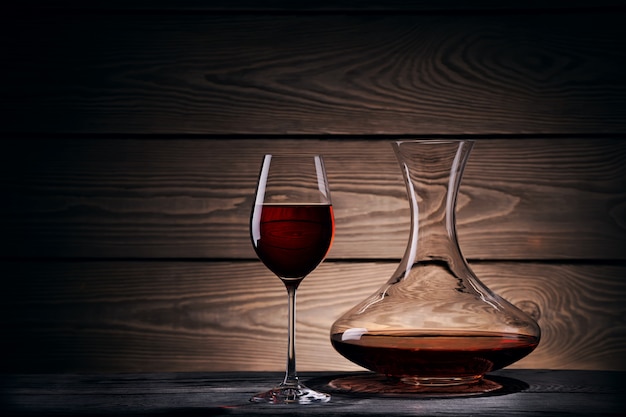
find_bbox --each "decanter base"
[328,373,502,397]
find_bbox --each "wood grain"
[1,138,624,260]
[1,260,624,373]
[1,371,624,416]
[1,2,625,378]
[1,11,625,134]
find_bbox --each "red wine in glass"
[252,203,334,281]
[249,154,334,404]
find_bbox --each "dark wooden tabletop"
[1,370,624,416]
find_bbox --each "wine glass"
[249,154,334,404]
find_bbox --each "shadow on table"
[307,371,530,399]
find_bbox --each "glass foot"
[250,382,331,404]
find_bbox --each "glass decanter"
[330,140,540,392]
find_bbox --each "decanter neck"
[392,140,474,272]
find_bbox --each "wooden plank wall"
[1,1,625,373]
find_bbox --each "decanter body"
[330,140,540,387]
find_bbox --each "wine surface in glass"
[251,203,334,279]
[331,331,539,383]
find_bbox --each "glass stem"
[283,283,299,387]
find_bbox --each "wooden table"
[1,370,624,416]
